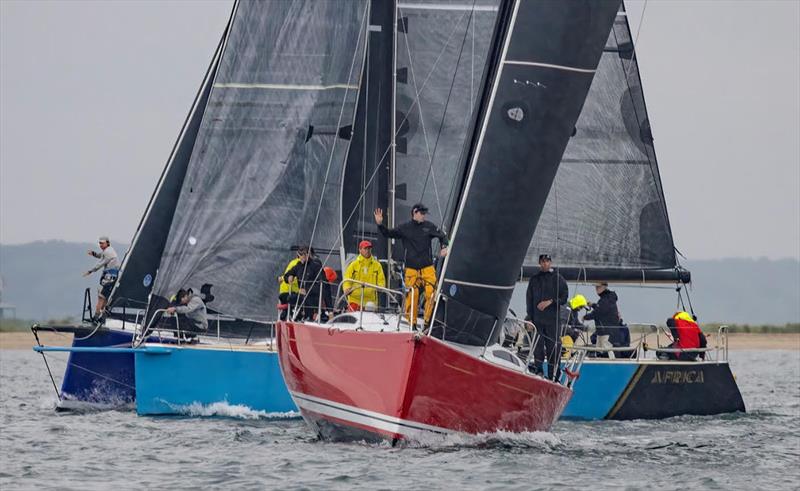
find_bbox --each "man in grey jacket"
[167,289,208,335]
[82,236,119,322]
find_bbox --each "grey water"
[1,349,798,491]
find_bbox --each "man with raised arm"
[374,203,448,325]
[82,236,119,323]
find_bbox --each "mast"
[387,0,398,289]
[431,0,622,346]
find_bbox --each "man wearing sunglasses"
[374,203,448,325]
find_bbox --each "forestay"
[150,0,369,321]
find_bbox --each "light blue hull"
[134,345,296,416]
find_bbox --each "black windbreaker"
[283,257,332,308]
[585,289,622,339]
[378,220,448,269]
[525,268,568,326]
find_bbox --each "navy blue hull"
[563,360,746,420]
[59,327,137,407]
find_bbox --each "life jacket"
[673,313,701,349]
[279,258,301,295]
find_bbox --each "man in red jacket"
[659,311,707,361]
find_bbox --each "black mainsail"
[144,0,369,322]
[524,4,688,284]
[432,0,622,346]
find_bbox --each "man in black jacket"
[283,246,333,321]
[526,254,568,381]
[374,203,448,324]
[585,282,630,357]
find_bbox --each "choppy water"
[1,349,798,490]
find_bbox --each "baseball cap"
[358,240,373,249]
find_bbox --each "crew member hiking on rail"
[374,203,448,325]
[283,246,333,321]
[343,240,385,311]
[82,236,119,324]
[526,253,568,381]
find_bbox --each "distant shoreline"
[2,331,798,351]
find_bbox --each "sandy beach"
[1,331,798,351]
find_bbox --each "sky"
[1,0,798,261]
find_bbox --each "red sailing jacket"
[674,318,702,349]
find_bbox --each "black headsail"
[432,0,621,346]
[108,7,234,311]
[146,0,369,323]
[524,4,688,284]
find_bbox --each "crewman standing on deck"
[526,253,568,381]
[374,204,448,325]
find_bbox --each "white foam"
[164,400,300,420]
[402,429,562,449]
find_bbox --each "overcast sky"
[1,0,798,260]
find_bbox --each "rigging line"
[419,2,477,222]
[625,0,648,82]
[398,7,470,220]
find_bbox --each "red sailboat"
[278,0,620,442]
[278,314,572,441]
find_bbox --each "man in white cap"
[83,236,119,322]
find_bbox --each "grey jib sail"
[108,9,233,310]
[150,0,369,321]
[433,0,622,346]
[525,5,680,281]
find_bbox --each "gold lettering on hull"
[650,369,705,384]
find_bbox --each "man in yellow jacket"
[277,251,302,320]
[343,240,386,311]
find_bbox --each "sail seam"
[213,83,359,91]
[446,279,516,290]
[397,3,498,12]
[503,60,596,73]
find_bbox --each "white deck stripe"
[214,83,359,91]
[446,278,516,290]
[504,60,597,74]
[397,3,498,12]
[291,391,453,436]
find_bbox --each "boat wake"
[163,400,300,420]
[400,430,562,450]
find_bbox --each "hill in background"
[1,241,798,325]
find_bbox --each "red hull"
[277,321,572,441]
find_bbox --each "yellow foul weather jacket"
[279,258,301,295]
[343,255,386,306]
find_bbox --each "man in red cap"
[343,240,385,310]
